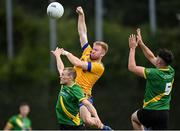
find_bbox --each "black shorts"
[137,109,169,130]
[59,124,85,130]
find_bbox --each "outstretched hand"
[136,28,143,45]
[51,47,63,57]
[129,34,137,49]
[76,6,84,15]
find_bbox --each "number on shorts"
[164,82,172,95]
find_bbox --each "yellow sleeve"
[79,97,86,102]
[143,68,147,79]
[82,44,92,56]
[6,122,13,129]
[88,62,104,75]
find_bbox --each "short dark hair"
[157,48,174,65]
[19,102,29,107]
[64,67,77,80]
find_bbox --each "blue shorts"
[79,96,93,107]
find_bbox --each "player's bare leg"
[80,105,112,130]
[131,110,144,130]
[80,105,103,128]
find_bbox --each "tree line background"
[0,0,180,129]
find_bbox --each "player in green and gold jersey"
[128,29,175,130]
[51,47,111,130]
[4,103,32,130]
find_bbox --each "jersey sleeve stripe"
[143,68,147,79]
[7,122,13,128]
[87,62,91,71]
[82,42,89,52]
[79,97,86,102]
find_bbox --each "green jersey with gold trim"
[143,66,175,110]
[56,84,86,126]
[7,114,31,130]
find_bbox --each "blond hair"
[93,41,108,54]
[64,67,77,80]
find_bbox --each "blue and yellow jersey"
[74,43,104,96]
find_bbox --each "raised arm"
[76,6,88,47]
[51,47,64,76]
[62,49,88,70]
[136,28,157,66]
[128,34,145,78]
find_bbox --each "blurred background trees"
[0,0,180,129]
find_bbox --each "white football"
[47,2,64,19]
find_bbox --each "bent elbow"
[128,65,135,72]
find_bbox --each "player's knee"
[131,111,141,125]
[131,112,137,122]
